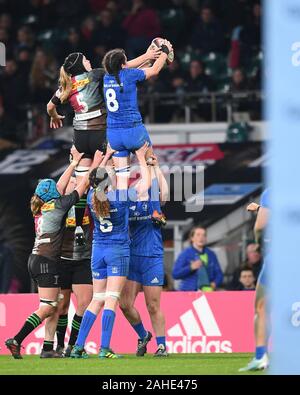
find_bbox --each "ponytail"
[92,190,110,218]
[102,48,126,93]
[59,66,73,103]
[30,195,44,216]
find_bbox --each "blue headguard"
[35,179,61,202]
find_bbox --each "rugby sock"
[68,314,83,346]
[14,313,42,345]
[255,346,266,359]
[56,314,68,347]
[43,340,54,352]
[156,336,166,348]
[75,195,87,228]
[132,322,147,339]
[101,309,116,349]
[76,310,97,348]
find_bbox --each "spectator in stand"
[14,26,36,56]
[229,243,262,290]
[236,266,256,291]
[91,8,125,63]
[88,0,109,14]
[190,5,224,55]
[57,27,88,64]
[0,59,28,118]
[240,2,261,55]
[122,0,161,59]
[172,227,223,291]
[16,47,32,80]
[230,68,249,92]
[186,60,213,92]
[29,49,58,104]
[184,60,214,121]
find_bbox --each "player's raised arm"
[126,45,161,69]
[143,40,173,80]
[56,146,84,195]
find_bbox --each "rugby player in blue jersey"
[120,155,169,357]
[71,142,152,359]
[102,40,173,227]
[239,188,269,371]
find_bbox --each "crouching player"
[120,155,169,356]
[5,147,101,358]
[70,143,151,359]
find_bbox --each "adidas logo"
[151,277,160,284]
[166,295,232,353]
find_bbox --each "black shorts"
[59,258,92,290]
[28,254,60,288]
[73,130,107,159]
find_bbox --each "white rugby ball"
[151,37,174,65]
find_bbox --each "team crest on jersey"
[142,202,148,211]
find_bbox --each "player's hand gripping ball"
[151,37,174,65]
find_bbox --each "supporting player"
[120,155,169,356]
[239,189,269,371]
[102,40,173,226]
[70,143,151,359]
[5,147,102,359]
[52,176,93,358]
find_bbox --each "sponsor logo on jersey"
[66,215,90,227]
[41,202,55,211]
[72,78,90,91]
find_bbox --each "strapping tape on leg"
[106,291,120,300]
[115,166,130,177]
[40,298,58,308]
[93,292,106,301]
[57,293,64,302]
[75,166,89,177]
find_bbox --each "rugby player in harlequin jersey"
[120,156,169,357]
[71,143,152,359]
[5,147,103,359]
[53,176,93,358]
[239,189,270,371]
[102,41,173,226]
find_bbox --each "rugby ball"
[151,37,174,65]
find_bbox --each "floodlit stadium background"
[2,0,295,375]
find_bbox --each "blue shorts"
[128,255,164,286]
[257,255,268,287]
[107,124,152,157]
[91,244,130,279]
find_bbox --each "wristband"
[160,44,170,55]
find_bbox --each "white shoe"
[239,353,269,372]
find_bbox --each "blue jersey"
[129,200,163,257]
[87,188,137,246]
[260,188,269,209]
[103,68,146,129]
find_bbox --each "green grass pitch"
[0,353,264,375]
